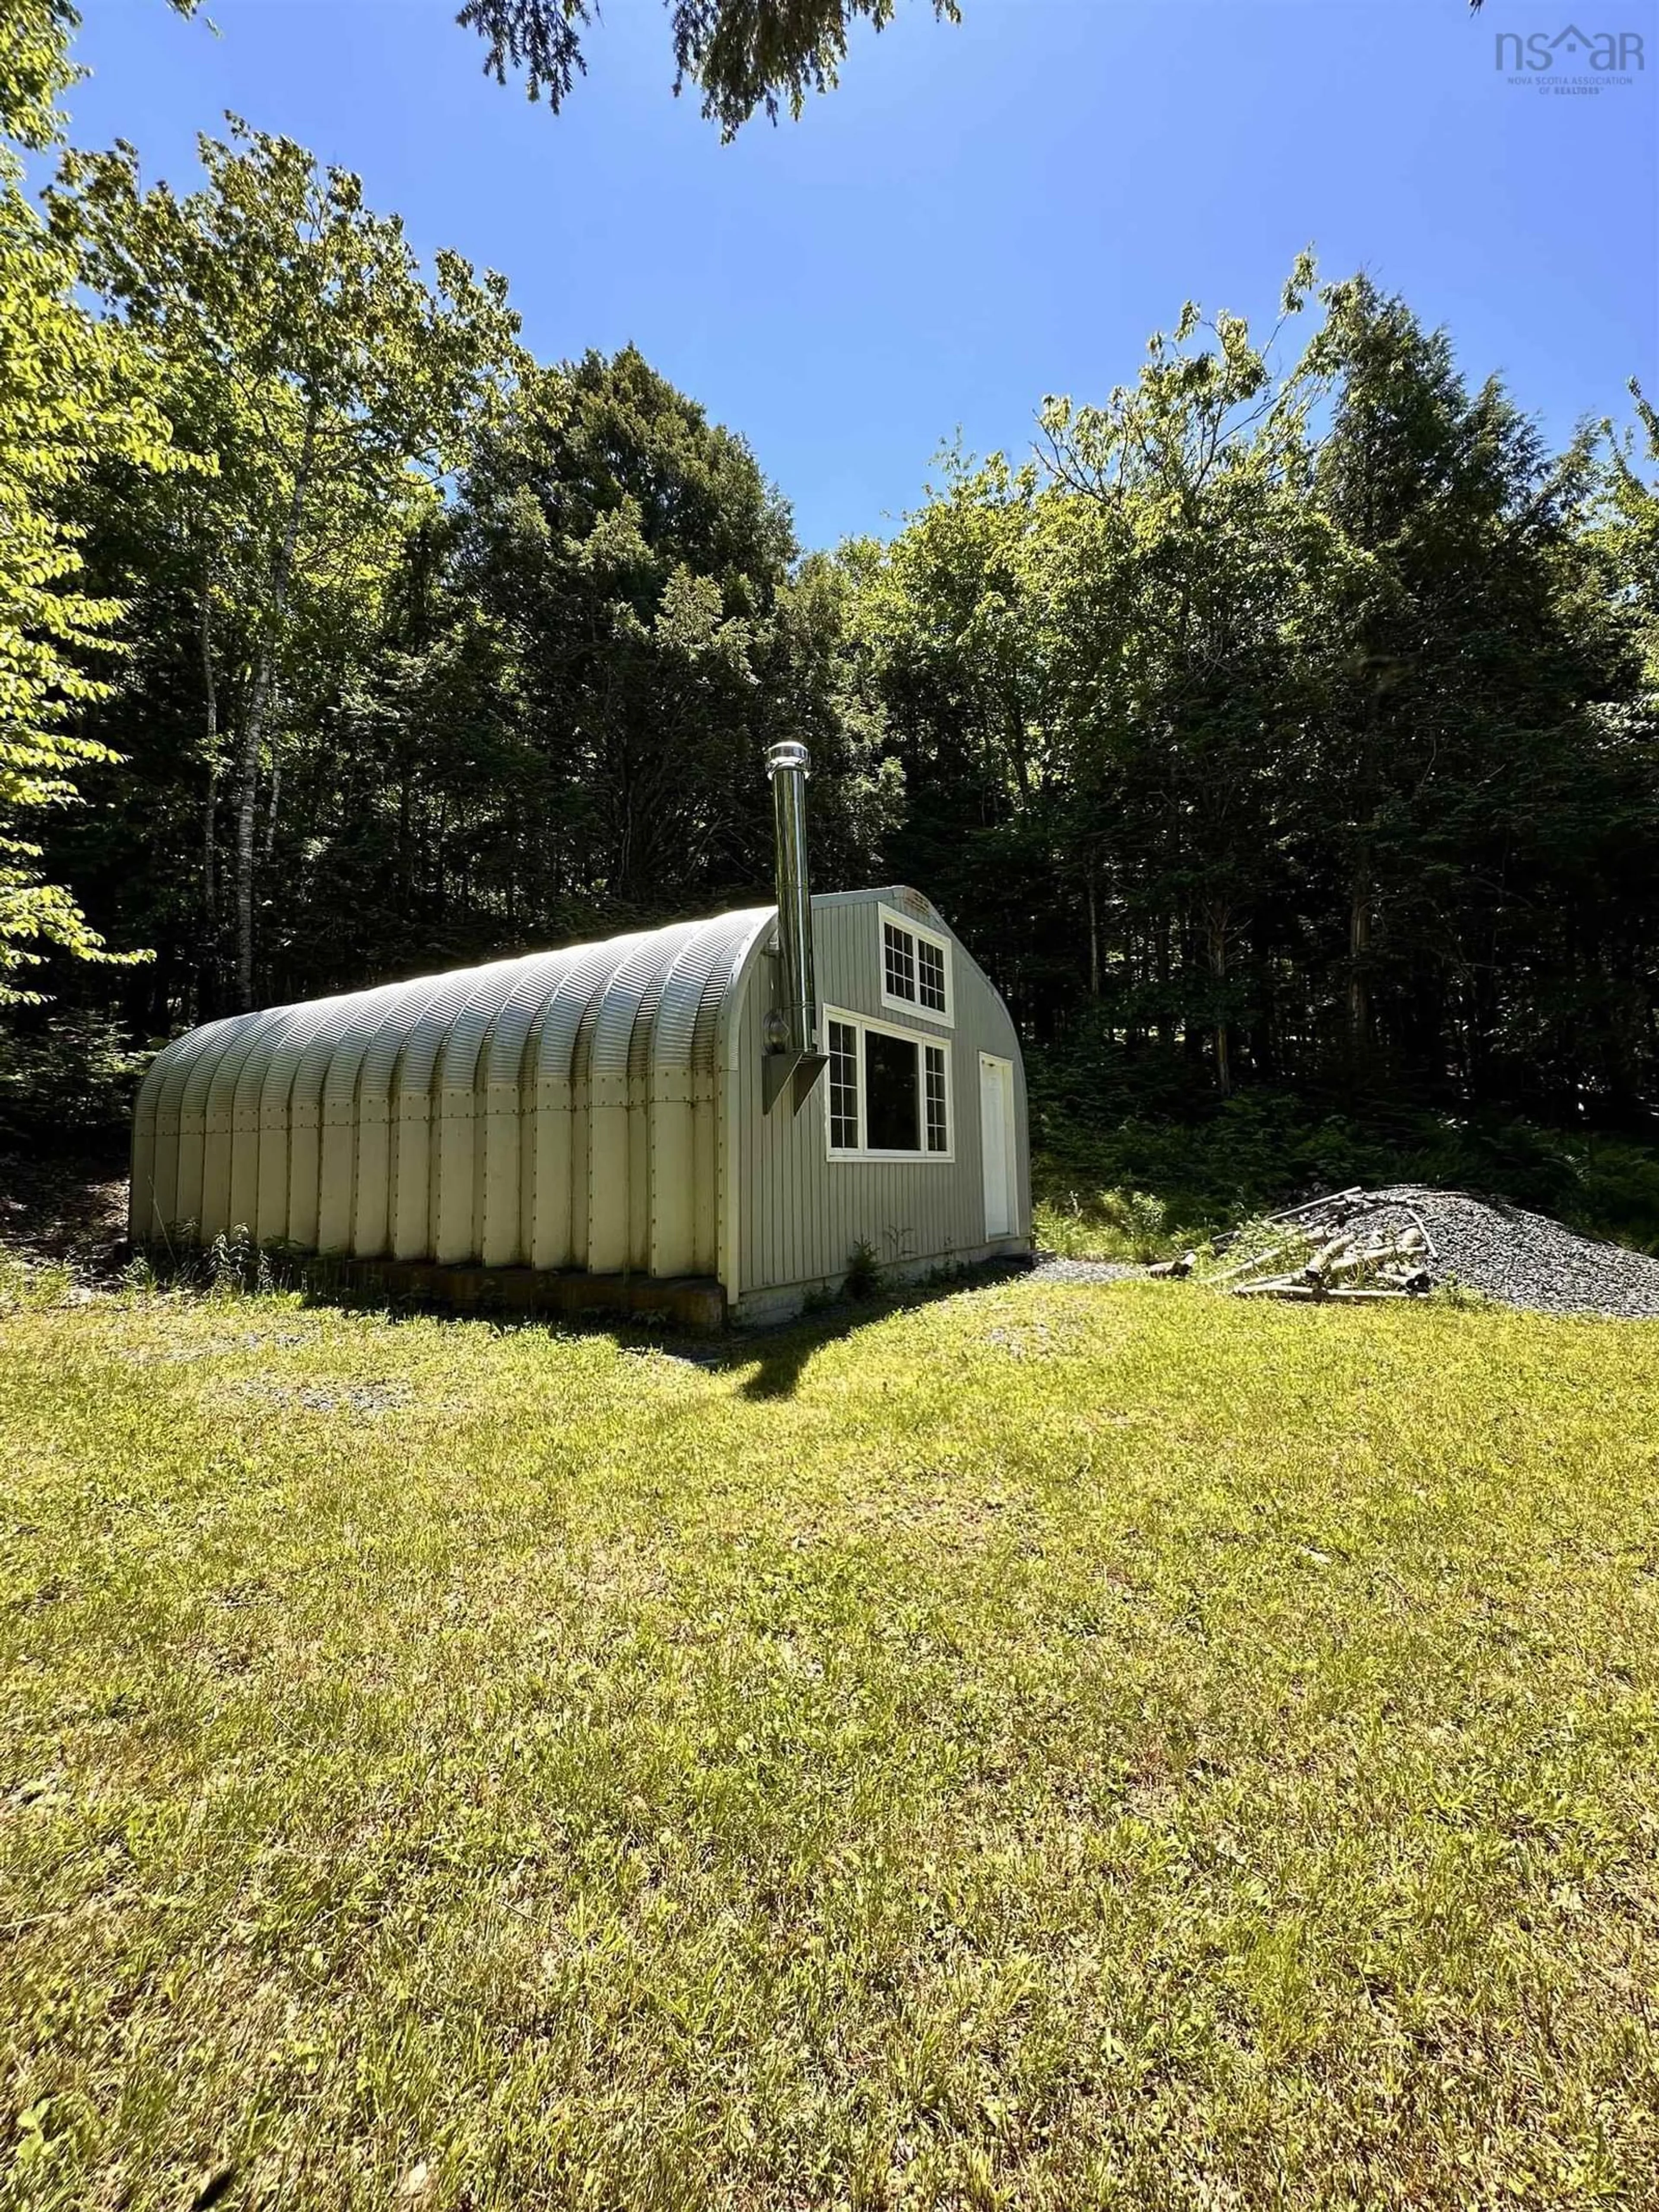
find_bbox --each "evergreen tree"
[460,0,961,137]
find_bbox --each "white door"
[980,1054,1014,1238]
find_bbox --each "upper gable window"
[883,922,914,1004]
[879,905,953,1026]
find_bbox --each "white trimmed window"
[828,1018,860,1150]
[880,906,952,1025]
[824,1008,952,1161]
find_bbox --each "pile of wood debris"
[1150,1187,1440,1302]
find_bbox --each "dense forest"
[4,4,1658,1191]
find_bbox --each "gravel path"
[1027,1255,1145,1286]
[1288,1184,1659,1320]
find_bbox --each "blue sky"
[63,0,1659,551]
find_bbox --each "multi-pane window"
[880,908,951,1024]
[924,1044,948,1153]
[828,1019,859,1151]
[824,1011,952,1160]
[883,921,915,1004]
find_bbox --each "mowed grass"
[4,1279,1659,2210]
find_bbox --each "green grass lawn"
[4,1277,1659,2209]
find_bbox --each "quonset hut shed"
[130,745,1030,1325]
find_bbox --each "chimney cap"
[766,740,810,778]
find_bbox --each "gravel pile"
[1033,1189,1659,1319]
[1290,1184,1659,1320]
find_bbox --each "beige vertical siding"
[729,889,1029,1307]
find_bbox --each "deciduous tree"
[0,1,188,1001]
[51,119,523,1007]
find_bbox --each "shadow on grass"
[719,1266,1036,1400]
[278,1257,1041,1403]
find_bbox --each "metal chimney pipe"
[763,739,826,1114]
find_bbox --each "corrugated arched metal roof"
[131,908,774,1275]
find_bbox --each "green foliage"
[1028,1074,1659,1259]
[852,261,1658,1127]
[0,1,82,156]
[0,1005,149,1136]
[5,1278,1659,2200]
[458,0,962,138]
[5,19,1656,1188]
[1031,1183,1171,1263]
[0,0,194,1001]
[1597,377,1659,688]
[48,115,524,1009]
[201,1224,276,1296]
[53,311,886,1011]
[444,345,798,917]
[842,1233,880,1296]
[0,1245,72,1312]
